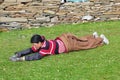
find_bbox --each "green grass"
[0,21,120,80]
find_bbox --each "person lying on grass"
[10,32,109,61]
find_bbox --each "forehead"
[32,42,41,45]
[32,43,38,45]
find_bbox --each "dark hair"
[30,34,45,43]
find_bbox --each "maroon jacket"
[32,40,59,56]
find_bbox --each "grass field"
[0,21,120,80]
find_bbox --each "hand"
[9,55,18,61]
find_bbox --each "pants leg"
[25,53,42,61]
[68,34,103,51]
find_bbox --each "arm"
[25,52,43,61]
[15,48,34,57]
[10,52,43,61]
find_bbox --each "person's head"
[31,34,45,49]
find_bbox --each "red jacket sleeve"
[31,46,39,52]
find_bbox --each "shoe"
[100,34,109,45]
[93,32,98,38]
[9,56,25,62]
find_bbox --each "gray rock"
[0,22,22,30]
[51,16,59,23]
[82,15,94,20]
[0,17,28,22]
[4,0,17,3]
[36,16,50,23]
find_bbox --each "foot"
[100,34,109,45]
[9,56,25,62]
[93,32,98,38]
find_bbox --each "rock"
[30,23,42,27]
[4,4,24,11]
[36,16,50,23]
[30,2,43,6]
[42,0,60,6]
[68,12,84,17]
[0,27,9,32]
[0,0,4,4]
[0,22,22,30]
[81,2,94,6]
[17,0,32,3]
[56,10,68,16]
[9,22,22,30]
[43,10,56,15]
[51,16,59,23]
[82,15,94,20]
[0,17,28,22]
[103,11,120,15]
[1,10,27,17]
[100,14,119,20]
[11,12,35,18]
[26,6,43,13]
[94,17,101,21]
[42,23,54,27]
[4,0,17,3]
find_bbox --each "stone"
[30,23,42,27]
[82,15,94,20]
[61,16,79,23]
[81,2,94,6]
[42,0,60,3]
[26,6,43,13]
[36,16,50,23]
[42,23,54,27]
[114,0,120,3]
[0,17,28,22]
[43,5,59,11]
[0,21,22,30]
[110,17,120,20]
[10,22,20,26]
[51,16,59,23]
[63,2,76,6]
[90,0,96,2]
[101,14,119,18]
[103,11,120,15]
[17,0,32,3]
[42,0,60,5]
[67,12,84,17]
[0,0,4,4]
[0,27,9,32]
[56,10,68,16]
[4,0,17,3]
[4,5,24,11]
[2,10,26,14]
[30,2,43,6]
[43,10,56,15]
[11,13,35,18]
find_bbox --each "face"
[32,42,42,50]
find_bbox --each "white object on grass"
[100,34,109,45]
[93,32,98,38]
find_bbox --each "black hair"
[30,34,45,43]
